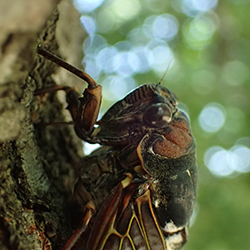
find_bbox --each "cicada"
[37,46,198,250]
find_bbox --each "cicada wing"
[86,176,166,250]
[133,189,166,250]
[85,175,139,250]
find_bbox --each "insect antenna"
[37,45,98,89]
[153,58,174,92]
[158,58,174,85]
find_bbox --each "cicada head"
[143,84,178,129]
[93,83,181,146]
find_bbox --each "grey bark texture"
[0,0,87,249]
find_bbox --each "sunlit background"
[72,0,250,249]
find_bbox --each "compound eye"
[144,103,172,127]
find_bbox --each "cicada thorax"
[85,83,178,146]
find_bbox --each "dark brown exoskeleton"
[37,46,198,250]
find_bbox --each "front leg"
[37,46,102,140]
[73,85,102,137]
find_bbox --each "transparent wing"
[85,176,166,250]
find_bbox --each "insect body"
[37,47,198,250]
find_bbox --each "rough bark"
[0,0,87,249]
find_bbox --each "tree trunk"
[0,0,86,249]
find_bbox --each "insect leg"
[36,46,102,136]
[62,201,96,250]
[62,181,97,250]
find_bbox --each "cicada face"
[74,83,197,250]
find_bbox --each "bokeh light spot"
[183,15,216,50]
[204,146,235,177]
[199,103,226,133]
[80,16,96,37]
[95,46,118,74]
[73,0,105,13]
[101,75,136,101]
[152,14,179,41]
[83,55,101,79]
[112,51,140,77]
[182,0,218,16]
[127,27,150,45]
[111,0,141,22]
[131,46,152,73]
[147,43,174,74]
[84,34,107,56]
[230,145,250,173]
[204,142,250,177]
